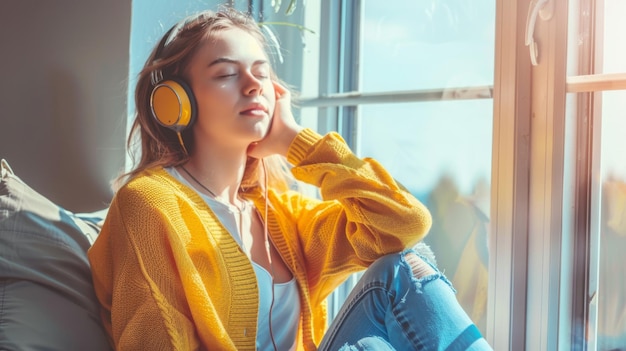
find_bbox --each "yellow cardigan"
[88,128,432,351]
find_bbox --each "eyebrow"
[208,57,269,67]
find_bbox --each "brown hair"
[117,7,295,193]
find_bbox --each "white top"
[166,167,300,350]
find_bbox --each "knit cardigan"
[88,128,432,351]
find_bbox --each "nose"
[243,71,263,96]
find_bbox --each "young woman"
[88,7,492,351]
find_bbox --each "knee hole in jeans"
[404,252,436,279]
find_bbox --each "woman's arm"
[275,129,433,303]
[88,192,201,350]
[88,182,242,351]
[249,82,432,302]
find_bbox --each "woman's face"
[185,27,276,149]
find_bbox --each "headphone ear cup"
[150,78,197,132]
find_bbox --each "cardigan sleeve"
[283,128,433,302]
[88,183,242,351]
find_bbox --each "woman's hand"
[247,81,303,159]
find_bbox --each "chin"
[245,128,268,143]
[252,121,271,137]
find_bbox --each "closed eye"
[253,69,270,79]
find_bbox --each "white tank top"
[167,167,301,350]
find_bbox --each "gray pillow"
[0,159,111,351]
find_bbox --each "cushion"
[0,159,111,350]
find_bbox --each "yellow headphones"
[150,78,197,132]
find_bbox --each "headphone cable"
[262,159,278,351]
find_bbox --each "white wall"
[0,0,131,212]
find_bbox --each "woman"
[88,7,492,351]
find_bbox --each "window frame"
[566,1,626,350]
[488,1,532,349]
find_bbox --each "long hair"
[117,7,296,194]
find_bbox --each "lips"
[240,103,268,116]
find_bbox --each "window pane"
[358,99,493,334]
[602,0,626,74]
[361,1,496,92]
[596,90,626,350]
[257,0,321,131]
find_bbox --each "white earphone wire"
[262,159,278,351]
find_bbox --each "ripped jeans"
[318,248,493,351]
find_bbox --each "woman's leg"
[318,247,493,351]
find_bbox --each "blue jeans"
[319,249,493,351]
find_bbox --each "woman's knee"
[364,243,443,284]
[403,251,437,278]
[399,245,457,293]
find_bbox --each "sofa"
[0,159,111,350]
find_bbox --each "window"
[266,0,496,337]
[268,0,626,350]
